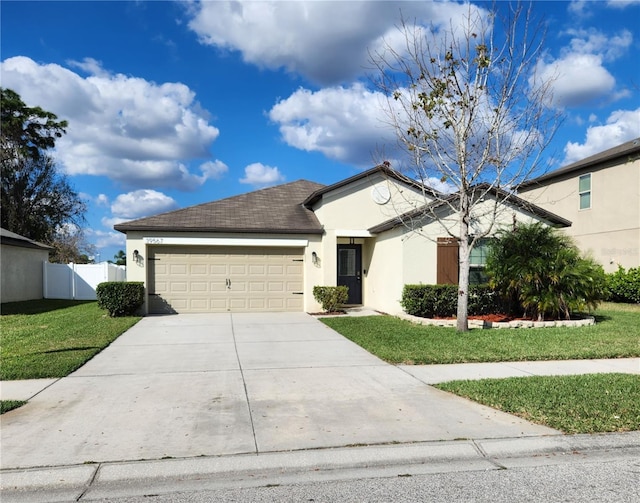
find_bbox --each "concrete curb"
[2,432,639,502]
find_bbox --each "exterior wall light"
[133,250,139,261]
[312,251,319,265]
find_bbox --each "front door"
[337,244,362,305]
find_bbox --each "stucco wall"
[313,172,430,231]
[519,157,640,272]
[1,244,48,303]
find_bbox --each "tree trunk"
[456,195,471,332]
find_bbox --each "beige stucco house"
[115,165,570,315]
[1,228,52,303]
[518,138,640,273]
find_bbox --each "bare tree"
[48,225,96,264]
[370,2,562,331]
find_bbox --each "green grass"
[436,373,640,433]
[1,400,27,414]
[320,303,640,364]
[0,299,140,380]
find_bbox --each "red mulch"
[433,314,531,322]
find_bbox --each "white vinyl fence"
[43,262,126,300]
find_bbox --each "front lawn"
[436,373,640,433]
[0,299,140,380]
[320,303,640,364]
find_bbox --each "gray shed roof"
[518,137,640,190]
[0,228,53,251]
[114,180,326,234]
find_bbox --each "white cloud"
[563,107,640,163]
[239,163,285,187]
[101,216,128,230]
[607,0,640,8]
[85,228,125,249]
[67,57,110,77]
[537,27,633,108]
[269,84,395,167]
[186,0,487,85]
[199,160,228,180]
[536,53,615,108]
[565,28,632,62]
[0,56,224,190]
[110,189,179,220]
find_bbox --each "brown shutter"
[437,237,459,285]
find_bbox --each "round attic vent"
[371,185,391,205]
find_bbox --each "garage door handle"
[226,278,231,289]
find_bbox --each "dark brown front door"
[337,244,362,304]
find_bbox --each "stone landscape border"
[398,313,596,329]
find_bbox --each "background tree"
[486,222,606,320]
[111,250,127,266]
[48,225,96,264]
[1,154,86,243]
[370,3,561,331]
[1,88,87,250]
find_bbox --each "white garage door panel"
[148,246,304,314]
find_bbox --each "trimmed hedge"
[401,284,505,318]
[313,286,349,312]
[96,282,145,317]
[607,266,640,304]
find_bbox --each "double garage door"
[148,246,304,314]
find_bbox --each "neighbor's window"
[469,239,490,285]
[579,173,591,210]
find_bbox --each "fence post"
[43,261,48,298]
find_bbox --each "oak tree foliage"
[1,88,87,251]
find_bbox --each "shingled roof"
[368,184,572,234]
[518,137,640,190]
[0,228,53,251]
[303,164,440,208]
[114,180,325,234]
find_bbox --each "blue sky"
[2,0,639,262]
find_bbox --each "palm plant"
[486,222,606,320]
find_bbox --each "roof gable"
[368,184,571,234]
[114,180,325,234]
[302,164,440,209]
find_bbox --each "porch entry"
[337,244,362,305]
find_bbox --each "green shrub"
[468,285,505,315]
[401,284,456,317]
[313,286,349,312]
[486,223,607,320]
[401,284,504,318]
[607,266,640,303]
[96,282,144,317]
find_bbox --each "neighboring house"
[115,165,570,315]
[518,138,640,273]
[1,228,53,303]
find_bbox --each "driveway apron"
[0,313,557,469]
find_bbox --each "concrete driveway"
[0,313,557,469]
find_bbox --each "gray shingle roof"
[114,180,325,234]
[518,137,640,190]
[368,184,572,234]
[0,228,53,250]
[303,164,440,208]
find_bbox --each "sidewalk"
[2,358,638,401]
